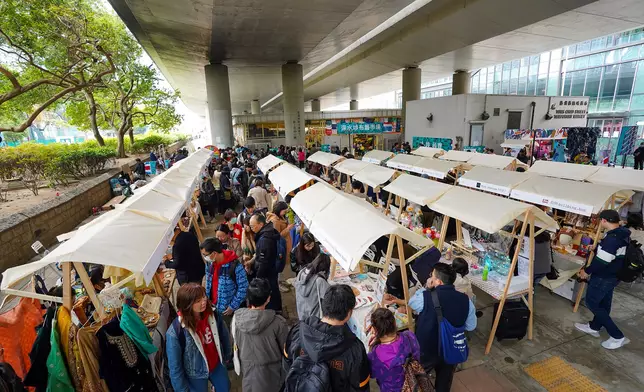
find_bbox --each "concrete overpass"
[107,0,644,146]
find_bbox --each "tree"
[0,0,116,137]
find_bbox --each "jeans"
[635,160,643,170]
[187,363,230,392]
[585,276,624,339]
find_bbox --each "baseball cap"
[599,209,620,223]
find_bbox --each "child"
[223,209,243,241]
[452,257,474,300]
[368,308,421,392]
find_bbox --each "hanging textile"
[76,325,109,392]
[24,306,55,392]
[56,306,83,390]
[120,304,158,356]
[97,319,158,392]
[0,298,45,380]
[46,317,75,392]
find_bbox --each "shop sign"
[510,190,593,216]
[553,99,588,120]
[362,157,382,164]
[463,145,485,153]
[337,122,384,134]
[387,161,414,172]
[325,128,333,136]
[412,136,452,150]
[458,178,511,196]
[321,144,331,152]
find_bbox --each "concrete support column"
[402,66,421,134]
[204,63,233,147]
[310,99,321,112]
[251,99,261,115]
[350,100,359,110]
[282,62,305,146]
[452,70,471,95]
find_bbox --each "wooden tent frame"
[328,232,433,333]
[436,210,542,355]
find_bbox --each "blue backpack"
[276,236,287,273]
[430,290,469,365]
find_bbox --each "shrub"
[130,134,174,154]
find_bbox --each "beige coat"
[247,186,272,211]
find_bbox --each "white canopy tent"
[361,149,394,164]
[383,173,451,206]
[429,186,559,234]
[257,154,284,174]
[411,158,459,179]
[307,151,344,167]
[333,158,370,176]
[501,139,531,149]
[527,160,599,181]
[290,183,431,271]
[467,154,519,170]
[458,166,531,196]
[117,185,187,226]
[439,150,478,162]
[510,175,633,216]
[587,166,644,192]
[410,146,445,158]
[386,154,423,172]
[268,163,316,198]
[352,164,396,189]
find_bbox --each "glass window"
[562,72,573,95]
[621,45,640,62]
[614,61,636,111]
[529,62,538,76]
[631,94,644,110]
[537,75,547,95]
[547,74,559,95]
[617,32,630,46]
[539,60,549,75]
[633,61,644,94]
[607,34,617,48]
[602,120,613,138]
[471,73,479,93]
[493,81,501,94]
[562,60,573,72]
[571,70,586,96]
[584,67,602,112]
[501,80,509,94]
[486,82,493,94]
[574,56,589,70]
[479,72,486,89]
[518,76,527,95]
[511,67,519,79]
[631,29,644,43]
[527,75,537,95]
[541,52,550,64]
[605,50,620,65]
[521,58,529,67]
[599,65,618,111]
[512,60,520,69]
[510,78,518,94]
[502,66,510,81]
[503,62,511,72]
[530,55,540,65]
[591,37,607,51]
[577,41,591,54]
[588,53,606,67]
[519,63,528,78]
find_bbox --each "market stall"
[458,165,531,197]
[268,162,317,198]
[427,186,559,354]
[306,151,345,180]
[439,150,478,163]
[586,166,644,192]
[289,183,433,346]
[501,139,531,149]
[352,163,396,204]
[410,146,445,158]
[385,153,423,172]
[361,149,394,165]
[527,160,599,181]
[257,154,285,175]
[466,154,521,171]
[410,158,461,181]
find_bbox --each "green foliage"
[129,134,174,153]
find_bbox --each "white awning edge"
[439,150,479,162]
[257,154,284,174]
[361,149,394,164]
[307,151,344,167]
[383,173,451,205]
[410,146,445,158]
[501,139,531,148]
[527,160,599,181]
[352,164,396,189]
[268,163,316,198]
[333,159,371,176]
[587,166,644,192]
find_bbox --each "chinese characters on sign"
[411,136,452,150]
[553,99,589,120]
[337,122,385,134]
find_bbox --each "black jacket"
[166,231,205,284]
[254,222,281,279]
[284,316,370,392]
[635,146,644,160]
[134,161,146,177]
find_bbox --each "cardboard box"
[551,278,586,303]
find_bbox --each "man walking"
[284,285,371,392]
[232,278,289,392]
[576,209,631,349]
[250,213,283,311]
[634,142,644,170]
[408,263,476,392]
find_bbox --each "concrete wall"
[406,94,589,152]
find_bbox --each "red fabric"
[0,299,45,379]
[196,317,219,372]
[209,249,238,305]
[298,151,305,161]
[231,223,243,241]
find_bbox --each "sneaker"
[602,337,629,350]
[574,322,600,337]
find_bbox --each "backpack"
[401,334,434,392]
[276,236,287,273]
[172,318,187,352]
[430,290,469,365]
[284,354,331,392]
[617,239,644,282]
[231,168,242,186]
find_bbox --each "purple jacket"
[368,330,420,392]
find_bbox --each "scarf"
[209,249,238,306]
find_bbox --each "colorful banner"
[337,122,384,134]
[412,136,452,150]
[463,145,485,153]
[615,125,638,156]
[504,129,568,140]
[320,144,331,152]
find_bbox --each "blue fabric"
[415,286,470,368]
[166,321,209,390]
[586,227,630,278]
[187,363,230,392]
[215,262,249,313]
[586,276,624,339]
[432,291,469,365]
